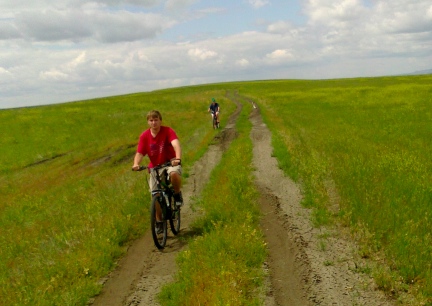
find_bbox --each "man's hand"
[170,158,181,166]
[133,153,144,171]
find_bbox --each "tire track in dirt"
[249,102,394,305]
[90,94,242,306]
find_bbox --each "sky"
[1,0,432,109]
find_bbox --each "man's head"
[211,98,216,103]
[146,110,162,121]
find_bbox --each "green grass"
[2,74,432,305]
[159,97,267,305]
[230,75,432,304]
[0,87,235,305]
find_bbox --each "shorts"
[148,165,182,191]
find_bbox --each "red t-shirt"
[137,126,178,168]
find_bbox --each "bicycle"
[135,161,181,249]
[211,111,220,129]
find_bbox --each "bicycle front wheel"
[169,196,181,235]
[150,196,167,249]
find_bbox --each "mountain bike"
[211,111,220,129]
[135,161,181,249]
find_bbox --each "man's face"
[148,116,161,130]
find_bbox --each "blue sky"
[1,0,431,109]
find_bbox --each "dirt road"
[90,95,393,305]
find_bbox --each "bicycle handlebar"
[132,159,181,172]
[134,165,148,171]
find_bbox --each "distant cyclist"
[208,98,220,124]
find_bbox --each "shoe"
[156,223,163,234]
[174,192,183,207]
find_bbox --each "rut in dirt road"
[249,103,393,306]
[90,93,242,306]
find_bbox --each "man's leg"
[149,171,163,221]
[170,172,181,194]
[168,166,183,206]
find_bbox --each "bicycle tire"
[169,195,181,235]
[150,195,167,249]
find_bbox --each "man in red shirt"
[132,110,183,206]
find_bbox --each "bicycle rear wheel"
[150,196,167,249]
[169,196,181,235]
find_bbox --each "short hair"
[146,110,162,121]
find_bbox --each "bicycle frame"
[135,160,181,249]
[150,166,173,219]
[211,111,219,129]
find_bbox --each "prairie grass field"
[233,75,432,303]
[0,87,235,305]
[1,74,432,305]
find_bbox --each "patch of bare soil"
[90,94,394,306]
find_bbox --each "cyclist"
[132,110,183,209]
[208,98,220,124]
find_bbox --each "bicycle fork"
[152,191,171,220]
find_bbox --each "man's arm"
[171,139,182,166]
[132,152,144,170]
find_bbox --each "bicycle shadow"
[162,227,202,253]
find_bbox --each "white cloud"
[165,0,198,11]
[92,11,175,43]
[67,52,87,69]
[1,0,432,108]
[0,67,11,74]
[39,52,88,82]
[0,0,163,10]
[267,21,296,35]
[13,9,175,43]
[16,9,92,42]
[0,21,21,39]
[39,69,69,81]
[300,0,432,60]
[266,49,295,61]
[187,48,218,60]
[247,0,269,9]
[371,1,432,34]
[306,0,366,27]
[236,58,250,67]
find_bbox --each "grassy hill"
[1,75,432,305]
[0,87,237,304]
